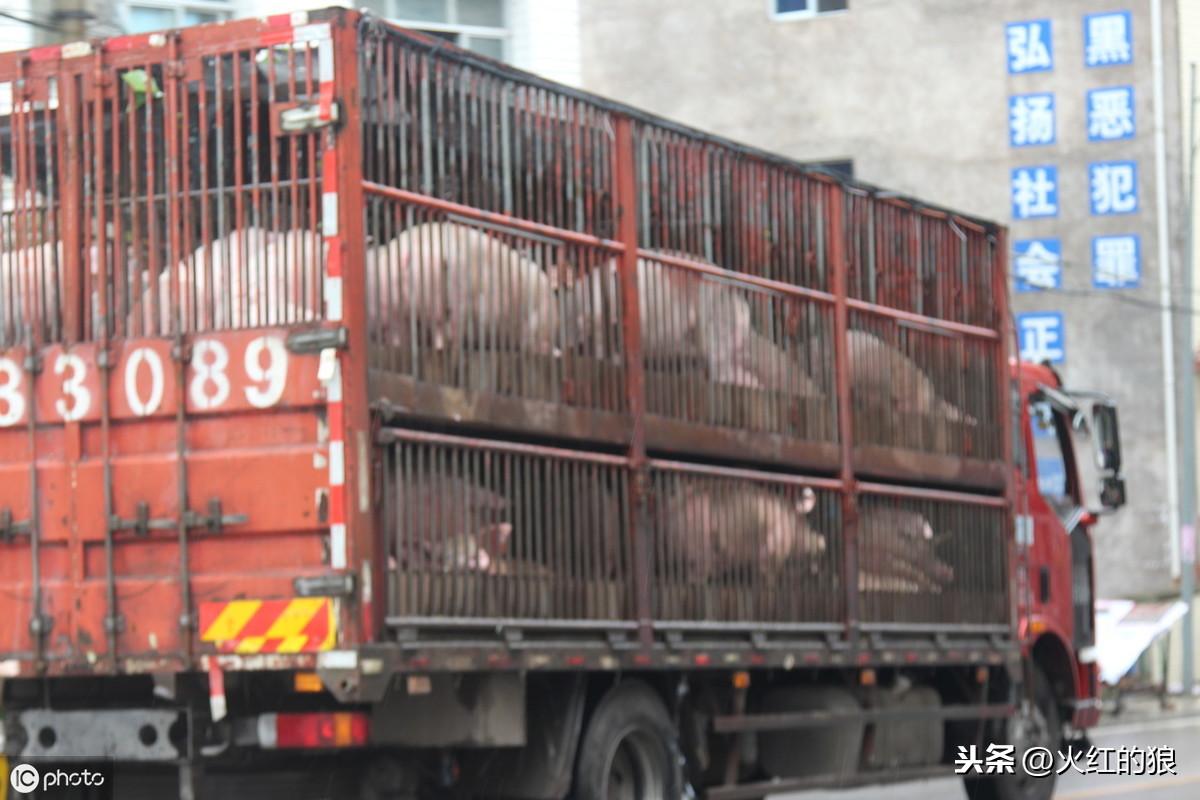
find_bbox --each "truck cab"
[1015,360,1125,746]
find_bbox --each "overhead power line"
[0,10,59,33]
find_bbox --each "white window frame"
[121,0,233,32]
[388,0,509,60]
[768,0,848,22]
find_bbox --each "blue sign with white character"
[1017,312,1066,364]
[1013,238,1062,292]
[1011,165,1059,219]
[1092,234,1141,288]
[1084,11,1133,67]
[1037,458,1067,497]
[1007,20,1054,74]
[1087,86,1135,141]
[1089,160,1138,215]
[1009,93,1056,147]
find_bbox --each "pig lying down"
[857,505,955,593]
[560,253,821,398]
[838,329,975,425]
[656,481,826,580]
[389,473,512,574]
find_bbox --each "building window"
[123,1,231,32]
[771,0,848,20]
[368,0,508,60]
[805,159,854,179]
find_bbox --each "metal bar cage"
[0,27,330,348]
[381,428,635,623]
[378,428,1009,629]
[355,22,1005,481]
[0,12,1016,648]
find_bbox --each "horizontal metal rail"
[376,426,632,466]
[646,458,844,492]
[385,615,638,631]
[856,481,1008,508]
[363,180,996,341]
[857,621,1013,635]
[846,298,1000,341]
[363,181,627,253]
[652,620,845,634]
[639,250,837,305]
[712,702,1013,733]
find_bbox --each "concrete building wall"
[579,0,1188,598]
[1174,0,1200,690]
[1182,0,1200,514]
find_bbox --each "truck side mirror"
[1100,476,1126,509]
[1092,403,1121,475]
[1056,389,1126,515]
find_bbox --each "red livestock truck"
[0,9,1125,800]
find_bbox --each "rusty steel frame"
[354,13,1016,651]
[0,11,353,677]
[0,9,1018,679]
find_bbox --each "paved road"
[774,714,1200,799]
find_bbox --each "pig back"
[137,227,322,333]
[370,221,557,353]
[857,505,955,590]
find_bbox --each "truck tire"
[965,665,1059,800]
[573,681,683,800]
[359,755,420,800]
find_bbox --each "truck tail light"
[257,712,369,749]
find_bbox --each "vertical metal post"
[992,227,1019,641]
[1179,62,1197,695]
[89,49,120,670]
[613,114,653,647]
[14,57,48,668]
[333,14,377,644]
[59,71,82,345]
[828,180,858,644]
[163,35,196,659]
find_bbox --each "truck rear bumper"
[5,709,183,762]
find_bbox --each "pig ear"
[481,523,513,557]
[922,521,934,541]
[796,487,817,515]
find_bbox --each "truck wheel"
[965,665,1059,800]
[573,681,682,800]
[359,755,420,800]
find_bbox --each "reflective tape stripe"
[324,275,343,322]
[329,440,345,487]
[322,193,339,236]
[330,523,347,570]
[199,599,335,653]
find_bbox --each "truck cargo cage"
[380,427,635,624]
[356,20,1008,486]
[0,9,1015,678]
[377,427,1010,644]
